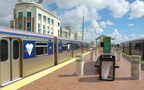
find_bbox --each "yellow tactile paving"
[122,52,144,64]
[0,52,90,90]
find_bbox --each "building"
[10,0,60,36]
[60,27,70,38]
[60,26,82,40]
[70,30,82,40]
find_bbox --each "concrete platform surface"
[1,52,144,90]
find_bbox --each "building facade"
[10,0,60,36]
[60,27,70,38]
[60,26,82,40]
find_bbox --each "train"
[0,26,90,86]
[120,38,144,60]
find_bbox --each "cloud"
[60,5,101,32]
[44,0,130,18]
[100,20,114,28]
[0,0,17,26]
[108,29,128,43]
[129,0,144,19]
[84,30,99,42]
[44,0,108,10]
[89,19,104,33]
[130,34,137,39]
[127,23,134,26]
[108,0,130,18]
[130,34,144,39]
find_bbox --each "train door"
[143,42,144,59]
[122,43,124,52]
[0,38,21,86]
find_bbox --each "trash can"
[99,53,115,81]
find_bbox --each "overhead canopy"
[95,35,115,40]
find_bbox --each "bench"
[94,56,120,68]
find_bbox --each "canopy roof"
[95,35,115,40]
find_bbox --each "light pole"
[82,8,84,41]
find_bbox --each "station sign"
[103,36,111,53]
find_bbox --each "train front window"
[0,40,8,62]
[13,40,19,60]
[36,42,48,55]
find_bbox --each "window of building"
[47,31,50,35]
[38,23,40,28]
[58,30,60,33]
[38,13,42,19]
[48,18,50,23]
[47,26,49,30]
[51,27,53,31]
[38,29,41,33]
[18,12,23,18]
[43,16,46,21]
[51,20,54,24]
[36,42,48,55]
[27,28,31,32]
[43,30,46,34]
[51,32,53,35]
[43,25,46,29]
[27,22,31,27]
[58,22,60,26]
[27,12,31,17]
[18,22,23,28]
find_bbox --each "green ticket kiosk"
[103,36,111,53]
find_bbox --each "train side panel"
[55,37,72,64]
[82,43,88,53]
[130,42,144,60]
[22,38,55,77]
[72,42,83,57]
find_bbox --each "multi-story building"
[10,0,60,36]
[60,26,82,40]
[60,27,70,38]
[70,30,82,40]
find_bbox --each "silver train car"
[0,27,89,86]
[121,38,144,60]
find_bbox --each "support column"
[90,47,95,61]
[131,55,141,80]
[76,55,84,76]
[117,48,122,61]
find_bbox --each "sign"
[104,42,111,53]
[104,36,111,43]
[23,40,36,59]
[103,36,111,53]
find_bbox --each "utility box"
[99,53,115,81]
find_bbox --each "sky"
[0,0,144,43]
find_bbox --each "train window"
[62,42,68,51]
[13,40,19,60]
[75,43,80,49]
[133,43,142,51]
[36,42,48,55]
[0,40,8,62]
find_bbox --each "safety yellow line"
[122,52,144,64]
[0,52,90,90]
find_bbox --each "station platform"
[1,52,144,90]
